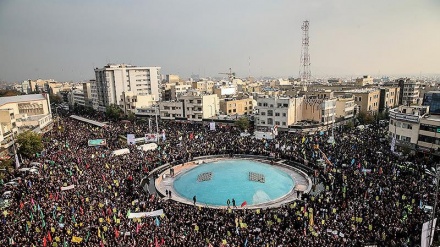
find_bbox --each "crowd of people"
[0,112,437,246]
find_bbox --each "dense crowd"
[0,113,436,247]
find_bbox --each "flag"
[15,153,20,169]
[71,236,82,243]
[155,217,160,226]
[241,201,247,207]
[245,238,248,247]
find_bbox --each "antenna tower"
[299,20,311,82]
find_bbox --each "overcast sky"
[0,0,439,82]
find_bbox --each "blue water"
[173,159,295,206]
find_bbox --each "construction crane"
[219,68,236,81]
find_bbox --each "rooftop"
[0,94,46,107]
[340,88,379,93]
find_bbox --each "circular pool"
[173,159,295,207]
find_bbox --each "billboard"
[145,133,158,142]
[88,139,107,147]
[127,134,136,145]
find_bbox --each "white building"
[159,101,184,120]
[399,79,420,106]
[0,94,53,149]
[180,91,219,121]
[69,89,86,107]
[388,105,428,149]
[335,94,356,120]
[255,96,303,130]
[92,64,161,112]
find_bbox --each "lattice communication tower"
[299,20,311,82]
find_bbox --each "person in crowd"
[0,112,433,247]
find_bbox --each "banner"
[145,134,158,142]
[111,148,130,156]
[421,218,437,247]
[61,185,75,191]
[88,139,107,147]
[210,122,216,131]
[128,209,164,219]
[127,134,136,145]
[391,137,396,152]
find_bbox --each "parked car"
[4,181,18,188]
[2,191,12,199]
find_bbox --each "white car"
[4,182,18,188]
[2,191,12,199]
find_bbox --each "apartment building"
[379,86,400,112]
[120,92,155,114]
[355,75,374,86]
[254,96,303,130]
[219,97,254,116]
[388,105,428,150]
[92,64,161,111]
[192,80,215,94]
[335,94,356,121]
[159,101,184,120]
[0,94,52,149]
[422,91,440,115]
[169,83,192,101]
[397,78,420,106]
[334,88,380,115]
[418,115,440,151]
[302,97,336,125]
[180,91,219,121]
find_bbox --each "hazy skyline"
[1,0,439,82]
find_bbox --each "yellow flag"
[256,209,260,214]
[55,236,60,242]
[51,227,55,233]
[194,225,199,231]
[71,236,83,243]
[99,218,104,223]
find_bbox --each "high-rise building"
[92,64,161,111]
[396,78,420,106]
[422,91,440,115]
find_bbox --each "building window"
[282,113,286,117]
[282,122,286,126]
[275,121,280,125]
[267,118,273,125]
[267,110,273,116]
[275,112,280,116]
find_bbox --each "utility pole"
[155,105,159,143]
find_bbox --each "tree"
[49,94,63,105]
[235,117,250,131]
[126,112,136,122]
[16,131,44,158]
[106,104,123,121]
[0,159,13,180]
[357,112,375,125]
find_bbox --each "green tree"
[357,112,375,125]
[49,94,63,105]
[126,112,136,122]
[0,159,13,180]
[235,117,250,131]
[16,131,44,158]
[106,104,123,120]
